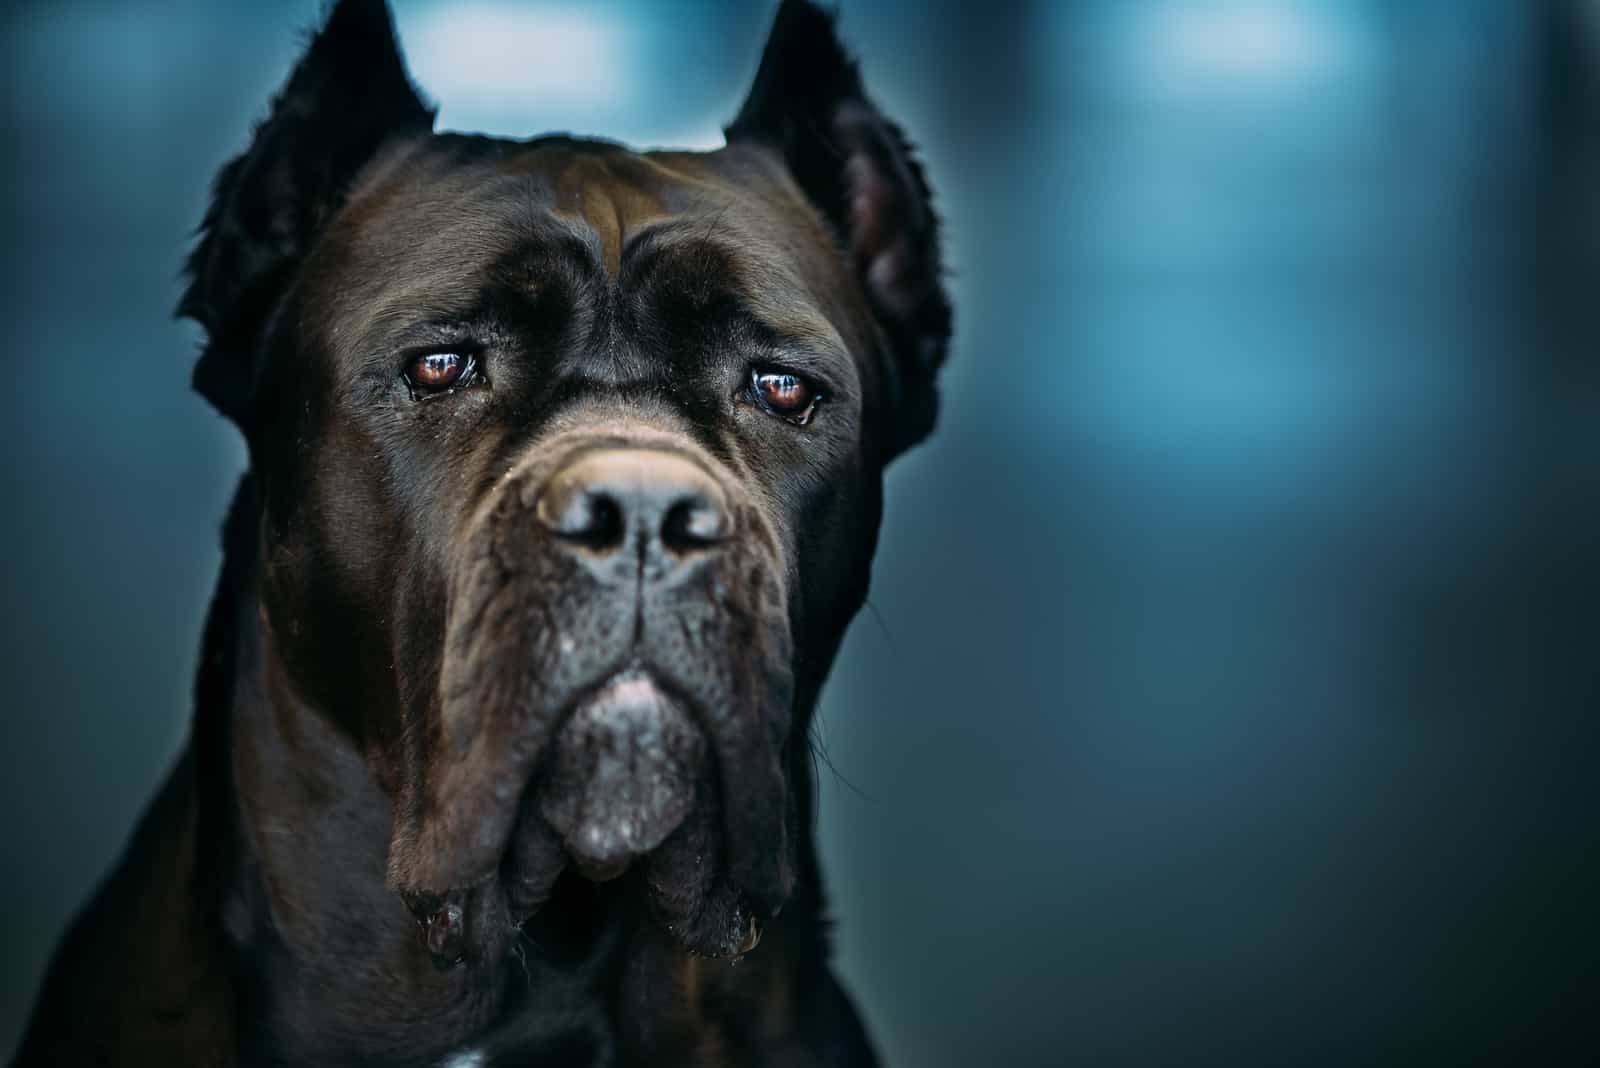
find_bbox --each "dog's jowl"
[17,1,951,1064]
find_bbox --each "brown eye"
[752,369,821,424]
[405,351,474,395]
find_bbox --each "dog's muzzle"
[388,435,794,964]
[533,449,726,884]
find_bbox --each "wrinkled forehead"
[300,133,866,368]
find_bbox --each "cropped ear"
[178,0,434,426]
[727,1,952,458]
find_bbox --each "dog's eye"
[404,352,475,396]
[751,369,821,425]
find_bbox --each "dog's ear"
[727,1,952,458]
[179,0,433,426]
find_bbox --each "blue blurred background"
[3,1,1597,1062]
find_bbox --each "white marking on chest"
[440,1050,485,1068]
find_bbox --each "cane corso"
[17,1,950,1063]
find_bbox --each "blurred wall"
[2,1,1596,1063]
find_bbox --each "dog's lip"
[593,673,668,706]
[536,665,709,881]
[554,662,703,725]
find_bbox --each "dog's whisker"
[807,728,875,804]
[863,596,903,658]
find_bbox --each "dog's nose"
[537,448,730,560]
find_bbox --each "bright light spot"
[400,3,632,131]
[1135,2,1366,93]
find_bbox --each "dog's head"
[183,0,949,963]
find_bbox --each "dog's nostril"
[662,495,727,553]
[540,486,627,552]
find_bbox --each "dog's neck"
[198,476,833,1067]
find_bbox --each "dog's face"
[183,0,949,964]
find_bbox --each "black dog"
[17,1,949,1063]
